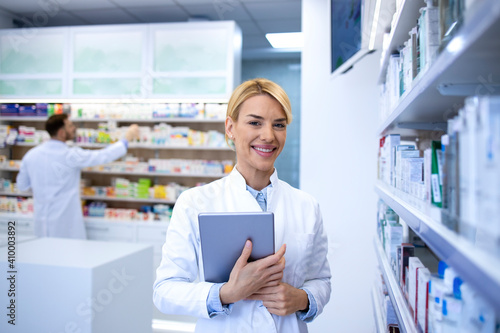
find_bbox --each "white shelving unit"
[81,195,176,205]
[377,0,426,85]
[7,142,232,150]
[378,0,500,136]
[84,216,168,227]
[0,190,33,197]
[82,170,226,178]
[1,116,225,123]
[78,143,232,151]
[371,285,387,333]
[374,0,500,328]
[375,181,500,313]
[0,165,227,179]
[0,213,168,227]
[374,237,417,333]
[0,116,48,122]
[0,192,176,204]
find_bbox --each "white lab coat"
[153,167,331,333]
[16,139,127,239]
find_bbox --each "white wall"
[301,0,381,332]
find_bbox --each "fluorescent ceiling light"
[266,32,303,49]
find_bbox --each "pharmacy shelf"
[374,236,416,333]
[79,143,232,151]
[11,142,39,147]
[83,217,168,227]
[81,195,175,205]
[0,116,225,123]
[378,0,500,136]
[10,142,232,151]
[82,170,227,178]
[72,118,225,123]
[0,98,228,104]
[0,212,34,221]
[371,286,387,333]
[377,0,426,84]
[0,191,32,197]
[375,180,500,313]
[0,166,228,179]
[0,166,20,172]
[0,213,168,228]
[0,116,47,122]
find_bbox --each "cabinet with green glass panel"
[70,24,146,98]
[0,21,241,100]
[0,27,67,98]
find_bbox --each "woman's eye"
[249,121,260,126]
[274,123,286,129]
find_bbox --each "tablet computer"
[198,212,275,283]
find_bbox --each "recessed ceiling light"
[266,32,303,49]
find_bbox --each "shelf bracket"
[437,83,500,96]
[397,122,447,132]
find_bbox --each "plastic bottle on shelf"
[441,276,463,332]
[428,261,451,333]
[458,281,497,333]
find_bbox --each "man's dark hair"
[45,114,68,137]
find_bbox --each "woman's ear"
[225,116,234,140]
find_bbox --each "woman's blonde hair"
[225,78,292,146]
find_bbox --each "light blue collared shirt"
[206,183,318,321]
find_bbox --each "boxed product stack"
[18,104,37,117]
[379,0,441,122]
[440,96,500,253]
[418,1,440,75]
[205,104,227,120]
[377,201,498,332]
[0,196,34,214]
[379,133,442,204]
[114,178,130,198]
[136,178,152,199]
[180,103,204,118]
[0,104,19,116]
[0,126,9,148]
[152,103,180,118]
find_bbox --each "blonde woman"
[153,78,331,332]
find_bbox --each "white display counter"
[0,237,153,333]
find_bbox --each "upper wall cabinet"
[0,28,67,98]
[150,22,241,99]
[0,21,241,100]
[70,25,147,98]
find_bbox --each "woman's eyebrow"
[245,114,287,122]
[245,114,264,120]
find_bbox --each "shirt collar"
[246,183,272,199]
[229,165,279,191]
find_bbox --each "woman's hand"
[219,241,286,305]
[246,283,309,316]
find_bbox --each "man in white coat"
[16,114,139,239]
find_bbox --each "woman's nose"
[259,125,274,141]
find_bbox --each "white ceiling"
[0,0,302,59]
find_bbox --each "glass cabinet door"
[0,32,64,74]
[153,28,228,72]
[0,29,65,97]
[151,23,235,98]
[73,30,143,73]
[71,28,144,97]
